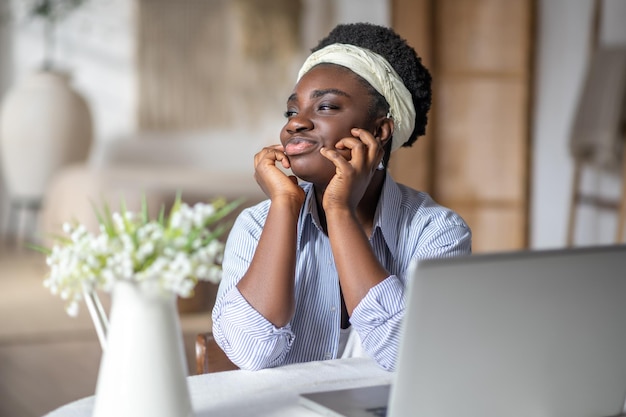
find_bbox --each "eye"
[318,103,339,111]
[284,110,297,118]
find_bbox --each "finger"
[320,146,352,171]
[268,144,286,153]
[335,136,365,150]
[351,128,382,153]
[334,137,366,167]
[350,128,384,165]
[254,145,288,167]
[267,145,292,169]
[272,148,292,169]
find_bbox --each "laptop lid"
[389,244,626,417]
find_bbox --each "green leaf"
[119,198,134,233]
[185,228,202,251]
[141,194,149,225]
[168,191,183,228]
[202,220,233,244]
[157,204,165,226]
[204,197,245,227]
[27,243,52,255]
[90,199,116,238]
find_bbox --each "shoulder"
[386,180,471,251]
[235,199,270,227]
[386,179,466,226]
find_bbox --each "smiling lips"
[284,139,318,156]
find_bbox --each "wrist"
[324,206,357,224]
[271,194,305,217]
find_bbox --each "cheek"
[279,125,289,146]
[318,124,353,149]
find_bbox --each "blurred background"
[0,0,625,416]
[1,0,625,252]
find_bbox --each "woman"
[212,23,472,371]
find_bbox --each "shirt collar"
[297,183,323,250]
[297,174,403,252]
[373,173,402,254]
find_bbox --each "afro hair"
[312,22,432,148]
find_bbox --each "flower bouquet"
[35,194,242,417]
[37,194,241,316]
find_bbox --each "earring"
[377,160,385,171]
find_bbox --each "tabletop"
[43,357,394,417]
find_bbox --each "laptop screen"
[389,244,626,417]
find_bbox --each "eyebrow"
[311,88,350,99]
[287,88,351,103]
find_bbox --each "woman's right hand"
[254,145,305,205]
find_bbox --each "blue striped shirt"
[212,174,472,371]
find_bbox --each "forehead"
[293,63,371,95]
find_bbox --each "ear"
[375,116,395,147]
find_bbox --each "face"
[280,63,379,185]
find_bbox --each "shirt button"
[330,306,336,312]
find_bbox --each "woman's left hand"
[320,127,384,212]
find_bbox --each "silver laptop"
[300,244,626,417]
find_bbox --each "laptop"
[300,244,626,417]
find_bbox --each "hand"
[320,128,384,212]
[254,145,305,205]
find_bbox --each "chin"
[290,168,314,184]
[289,156,332,180]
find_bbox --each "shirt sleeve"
[350,275,405,371]
[211,204,296,371]
[351,219,471,371]
[212,286,295,370]
[415,213,472,260]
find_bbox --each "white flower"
[39,196,241,316]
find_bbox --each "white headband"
[297,43,415,152]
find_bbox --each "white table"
[43,357,394,417]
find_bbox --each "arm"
[319,128,399,369]
[235,145,305,327]
[212,145,305,370]
[352,222,472,370]
[320,128,472,369]
[320,128,390,314]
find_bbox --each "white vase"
[92,281,194,417]
[0,70,92,201]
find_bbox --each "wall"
[334,0,389,26]
[0,0,12,232]
[0,0,10,90]
[301,0,389,48]
[8,0,137,143]
[531,0,626,248]
[5,0,624,248]
[0,0,388,239]
[0,0,136,239]
[5,0,387,145]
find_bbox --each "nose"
[286,113,313,134]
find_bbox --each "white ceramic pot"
[0,70,92,200]
[92,281,194,417]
